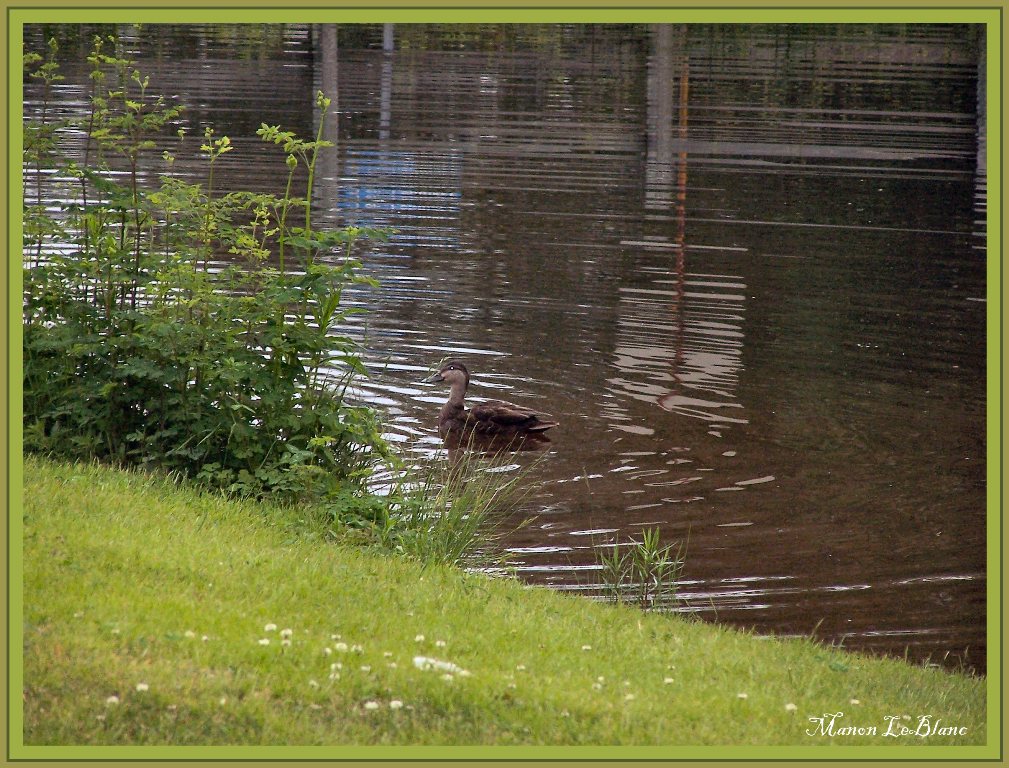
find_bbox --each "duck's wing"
[470,399,558,432]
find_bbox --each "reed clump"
[595,527,686,610]
[345,448,539,569]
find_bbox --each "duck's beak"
[422,371,444,384]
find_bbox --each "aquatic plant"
[340,447,538,568]
[595,527,685,610]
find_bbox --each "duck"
[422,360,558,450]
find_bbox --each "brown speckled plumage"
[423,360,558,448]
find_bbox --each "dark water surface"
[26,23,987,673]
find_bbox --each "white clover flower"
[219,697,227,706]
[624,693,636,701]
[516,664,526,672]
[663,677,675,684]
[330,662,343,671]
[785,703,798,712]
[135,682,149,692]
[105,695,120,705]
[360,665,372,673]
[258,638,270,646]
[591,683,602,691]
[435,640,447,648]
[308,679,320,689]
[364,701,380,711]
[334,642,348,652]
[281,639,291,647]
[414,634,425,642]
[737,692,748,700]
[581,645,592,651]
[264,623,277,632]
[413,656,468,675]
[323,647,333,656]
[389,699,404,710]
[184,630,196,639]
[850,698,861,705]
[351,644,363,653]
[280,628,293,639]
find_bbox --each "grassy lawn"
[17,455,989,755]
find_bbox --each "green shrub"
[23,35,391,502]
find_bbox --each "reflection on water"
[25,23,987,674]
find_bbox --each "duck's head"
[423,360,470,387]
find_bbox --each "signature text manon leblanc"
[807,711,968,738]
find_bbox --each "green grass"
[19,455,988,751]
[370,449,537,568]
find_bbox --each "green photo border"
[4,3,1002,764]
